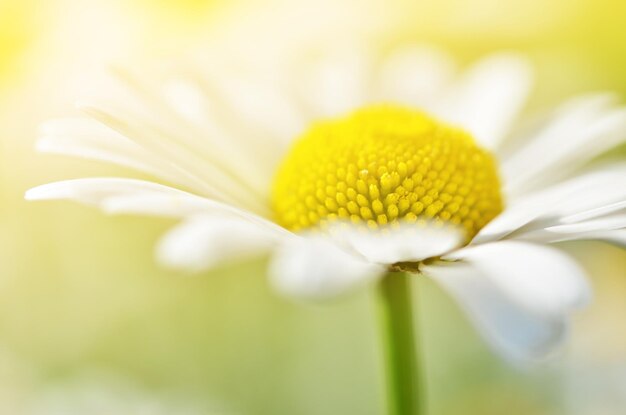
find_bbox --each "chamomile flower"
[26,46,626,363]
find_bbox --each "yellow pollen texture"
[271,105,504,240]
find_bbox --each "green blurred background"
[1,0,625,413]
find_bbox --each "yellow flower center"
[271,105,504,240]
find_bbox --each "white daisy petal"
[26,178,219,217]
[114,69,281,193]
[300,47,373,117]
[39,119,152,172]
[474,163,626,244]
[163,76,292,189]
[559,200,626,224]
[156,215,282,273]
[560,229,626,247]
[269,235,385,300]
[161,77,212,124]
[443,242,591,312]
[544,213,626,234]
[434,53,533,150]
[378,45,455,108]
[502,94,626,196]
[517,218,626,245]
[425,261,568,363]
[38,118,206,192]
[330,222,465,265]
[25,178,289,238]
[79,100,269,214]
[199,70,306,143]
[423,241,590,362]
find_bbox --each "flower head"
[272,105,503,238]
[26,45,626,363]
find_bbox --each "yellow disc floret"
[271,105,504,240]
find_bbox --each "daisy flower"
[26,45,625,371]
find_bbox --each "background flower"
[2,0,626,414]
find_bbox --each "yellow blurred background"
[1,0,625,414]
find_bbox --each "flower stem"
[377,272,424,415]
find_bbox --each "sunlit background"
[1,0,625,414]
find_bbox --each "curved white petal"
[544,213,626,234]
[556,229,626,248]
[114,68,282,194]
[26,178,219,217]
[161,77,212,125]
[156,215,283,272]
[518,222,626,245]
[25,178,288,237]
[423,241,591,363]
[559,200,626,224]
[434,53,533,150]
[474,164,626,244]
[299,47,373,118]
[378,45,455,108]
[38,117,206,193]
[502,94,626,196]
[493,191,625,244]
[329,222,465,265]
[78,100,269,214]
[162,75,293,185]
[444,242,591,312]
[269,235,385,300]
[198,70,306,143]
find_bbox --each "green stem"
[377,272,424,415]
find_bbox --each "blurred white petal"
[378,45,455,108]
[300,47,373,117]
[114,67,283,193]
[38,117,205,192]
[434,53,533,150]
[545,213,626,234]
[25,178,287,237]
[269,236,385,300]
[474,164,626,244]
[78,100,268,213]
[559,200,626,224]
[330,222,465,265]
[26,178,219,217]
[424,241,590,362]
[502,94,626,196]
[162,78,212,124]
[157,215,282,273]
[161,75,291,185]
[519,220,626,245]
[444,242,591,312]
[563,229,626,247]
[200,70,306,143]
